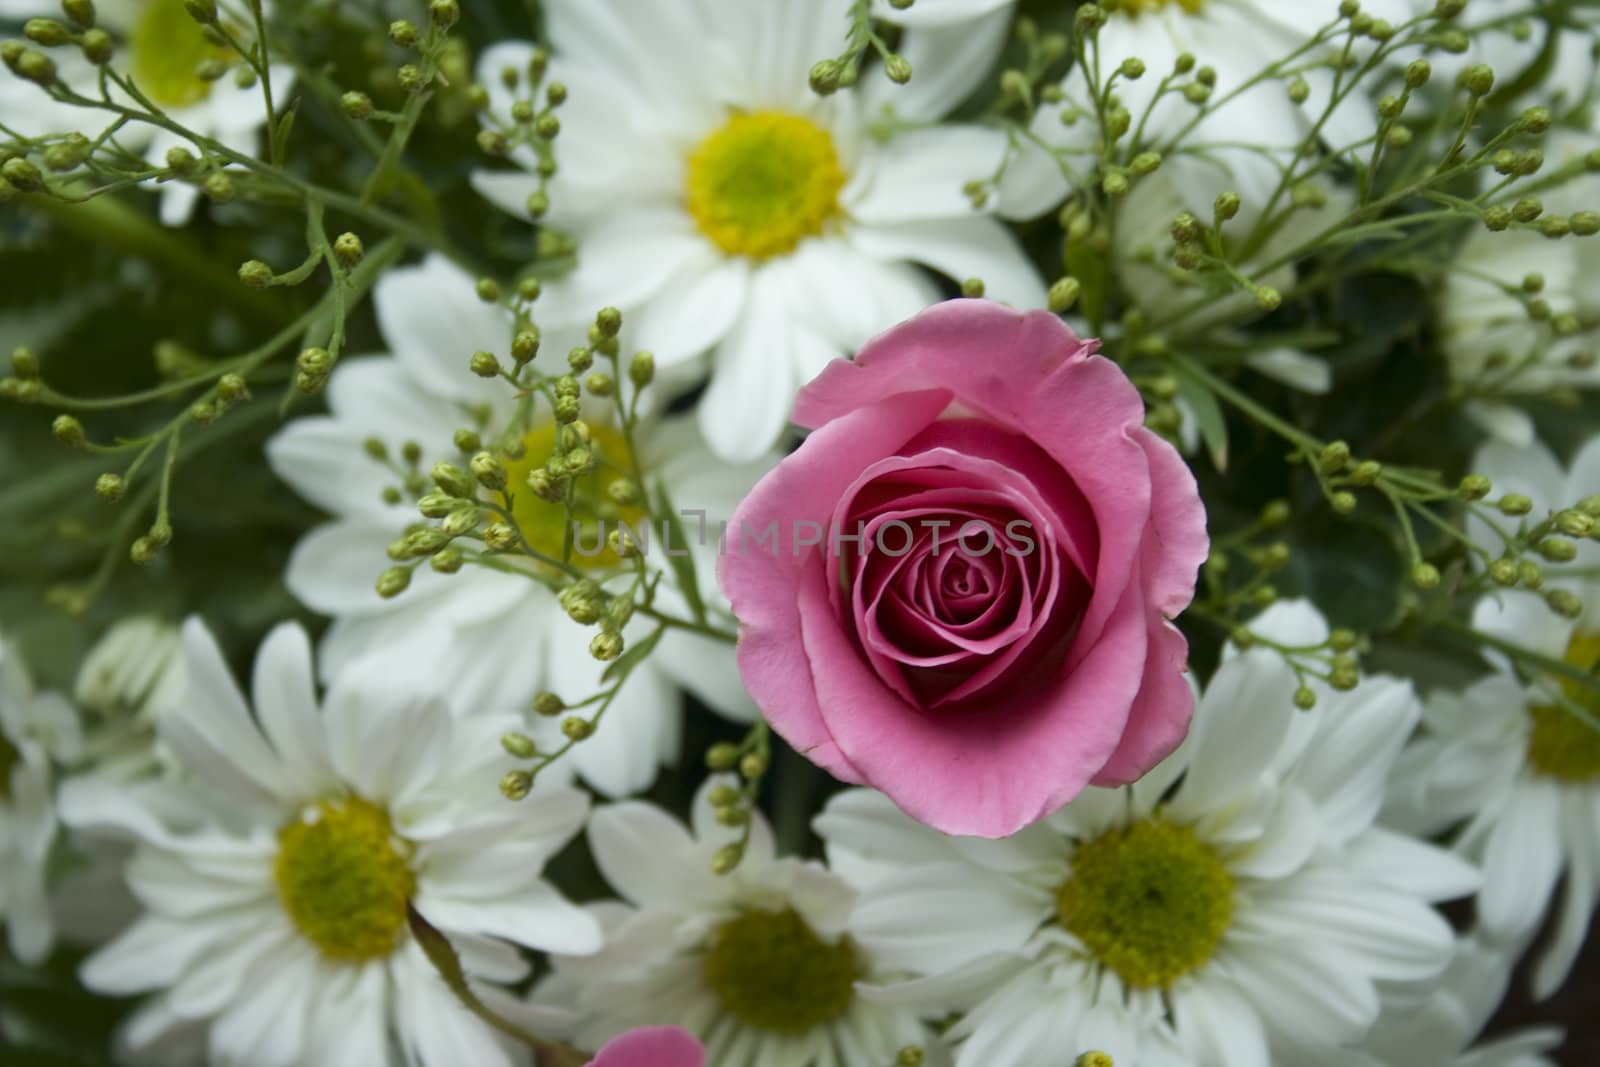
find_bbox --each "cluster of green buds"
[373,458,491,597]
[474,44,564,218]
[807,0,914,96]
[1483,489,1600,621]
[703,726,773,875]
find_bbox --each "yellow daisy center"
[130,0,227,109]
[686,110,847,259]
[274,796,416,963]
[702,906,861,1035]
[0,736,18,802]
[1119,0,1205,15]
[1526,630,1600,783]
[501,420,645,571]
[1057,817,1234,989]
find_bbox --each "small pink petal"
[587,1026,705,1067]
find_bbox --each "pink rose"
[719,300,1208,837]
[587,1026,705,1067]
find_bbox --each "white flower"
[0,0,292,224]
[62,618,600,1067]
[72,615,188,784]
[267,253,765,799]
[1385,435,1600,999]
[471,0,1044,461]
[0,634,80,964]
[996,0,1418,219]
[1312,935,1563,1067]
[541,781,940,1067]
[817,601,1477,1067]
[1440,130,1600,445]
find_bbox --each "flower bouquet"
[1,0,1597,1064]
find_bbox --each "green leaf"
[1283,517,1408,633]
[1174,368,1230,473]
[601,622,665,685]
[271,95,301,166]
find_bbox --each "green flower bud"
[500,770,532,801]
[469,350,500,377]
[1404,58,1431,88]
[431,461,474,498]
[1518,560,1544,589]
[376,566,411,598]
[1048,277,1081,314]
[469,451,506,490]
[1512,197,1542,222]
[1538,537,1577,562]
[1294,686,1317,710]
[24,19,73,48]
[1519,107,1552,135]
[590,631,623,661]
[740,751,770,779]
[483,522,517,551]
[1483,206,1511,231]
[535,113,561,139]
[52,414,84,447]
[884,53,912,84]
[213,372,249,405]
[429,0,459,29]
[1119,57,1145,80]
[1318,440,1352,474]
[562,715,595,741]
[341,90,374,119]
[710,842,744,875]
[333,232,364,267]
[1214,191,1241,222]
[1411,562,1441,590]
[1497,493,1532,516]
[430,546,463,573]
[238,259,273,289]
[1541,587,1583,620]
[63,0,96,27]
[961,278,986,298]
[532,691,565,716]
[1488,559,1518,586]
[1459,63,1494,96]
[94,472,123,500]
[511,330,540,364]
[585,372,614,397]
[440,506,480,538]
[1572,211,1600,237]
[809,59,842,95]
[15,47,57,84]
[1331,491,1358,514]
[1539,216,1571,239]
[1102,170,1130,198]
[502,732,539,759]
[1288,75,1310,103]
[202,171,234,203]
[1457,474,1492,500]
[79,27,111,63]
[706,742,741,770]
[2,158,44,192]
[11,346,39,379]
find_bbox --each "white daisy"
[61,618,601,1067]
[1439,129,1600,445]
[267,253,765,799]
[471,0,1044,461]
[0,633,80,964]
[1312,935,1563,1067]
[817,600,1477,1067]
[996,0,1417,220]
[1384,435,1600,999]
[0,0,292,223]
[539,780,941,1067]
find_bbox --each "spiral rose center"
[687,111,846,259]
[1526,630,1600,782]
[1056,818,1234,989]
[275,796,416,962]
[701,906,860,1035]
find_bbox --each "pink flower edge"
[587,1026,705,1067]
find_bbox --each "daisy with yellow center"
[821,601,1477,1067]
[470,0,1046,462]
[1387,433,1600,1002]
[268,254,772,801]
[66,619,600,1067]
[543,781,938,1066]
